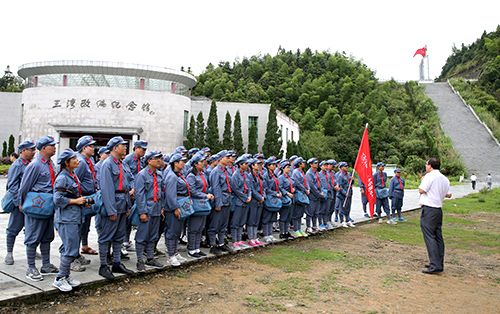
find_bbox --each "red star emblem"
[32,196,45,208]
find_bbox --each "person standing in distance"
[419,158,452,274]
[470,173,477,190]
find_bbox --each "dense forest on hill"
[438,26,500,140]
[193,48,464,175]
[438,25,499,99]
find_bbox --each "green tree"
[7,135,15,156]
[233,110,244,154]
[262,104,282,157]
[205,100,220,152]
[194,112,206,148]
[222,111,233,149]
[0,66,24,92]
[2,141,7,157]
[184,115,196,148]
[247,123,258,153]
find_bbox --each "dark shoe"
[209,246,223,256]
[121,252,130,261]
[112,263,135,275]
[146,258,164,268]
[219,244,232,252]
[198,251,207,257]
[201,241,211,249]
[425,264,430,268]
[40,263,59,274]
[136,260,146,272]
[279,233,287,239]
[421,268,443,274]
[99,265,115,280]
[286,232,295,240]
[188,252,201,258]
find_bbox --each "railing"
[447,79,500,147]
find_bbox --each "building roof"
[17,60,197,88]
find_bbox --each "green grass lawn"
[0,164,10,175]
[363,188,500,255]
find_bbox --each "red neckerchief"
[178,172,191,197]
[69,171,82,195]
[313,170,321,188]
[134,155,141,173]
[86,157,96,180]
[397,177,403,189]
[200,172,207,193]
[328,170,335,187]
[114,157,123,190]
[285,173,295,193]
[42,157,55,187]
[254,170,263,195]
[379,171,385,188]
[148,168,158,202]
[241,170,248,194]
[270,172,279,192]
[299,169,308,189]
[321,170,330,188]
[221,165,232,193]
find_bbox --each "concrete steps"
[424,82,500,182]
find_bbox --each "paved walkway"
[0,177,476,304]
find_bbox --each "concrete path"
[424,82,500,182]
[0,177,477,304]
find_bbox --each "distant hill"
[438,25,499,99]
[193,48,464,175]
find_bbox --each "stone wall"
[0,92,23,149]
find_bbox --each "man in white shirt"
[470,173,477,190]
[418,158,452,274]
[486,174,492,190]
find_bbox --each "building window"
[183,110,189,136]
[286,127,288,142]
[291,130,294,141]
[248,116,258,132]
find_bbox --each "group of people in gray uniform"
[2,135,406,292]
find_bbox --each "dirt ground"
[2,210,499,314]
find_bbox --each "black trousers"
[420,205,444,271]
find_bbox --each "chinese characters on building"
[51,98,155,115]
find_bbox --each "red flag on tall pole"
[413,46,427,58]
[354,124,376,217]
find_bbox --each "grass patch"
[363,188,500,254]
[382,273,410,287]
[0,164,10,175]
[253,246,369,272]
[244,296,286,312]
[269,277,316,300]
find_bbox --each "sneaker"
[341,222,349,228]
[378,218,383,224]
[219,244,232,253]
[391,217,398,222]
[319,224,327,231]
[326,222,334,230]
[299,230,309,237]
[174,253,187,262]
[66,276,81,288]
[4,252,14,265]
[386,219,397,225]
[99,265,115,280]
[306,227,313,234]
[70,259,86,272]
[209,246,223,256]
[26,267,43,281]
[125,242,135,252]
[121,247,129,256]
[398,217,407,222]
[247,240,258,247]
[270,236,279,242]
[53,277,72,292]
[347,221,355,228]
[188,251,201,258]
[180,235,188,245]
[238,241,251,249]
[168,255,181,267]
[364,213,370,218]
[263,236,273,244]
[285,232,295,240]
[41,263,59,274]
[111,263,134,275]
[77,255,91,265]
[137,260,146,272]
[232,242,241,250]
[146,258,164,268]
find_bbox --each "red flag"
[413,46,427,57]
[354,126,376,217]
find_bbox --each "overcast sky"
[2,0,499,81]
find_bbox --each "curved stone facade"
[21,86,191,152]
